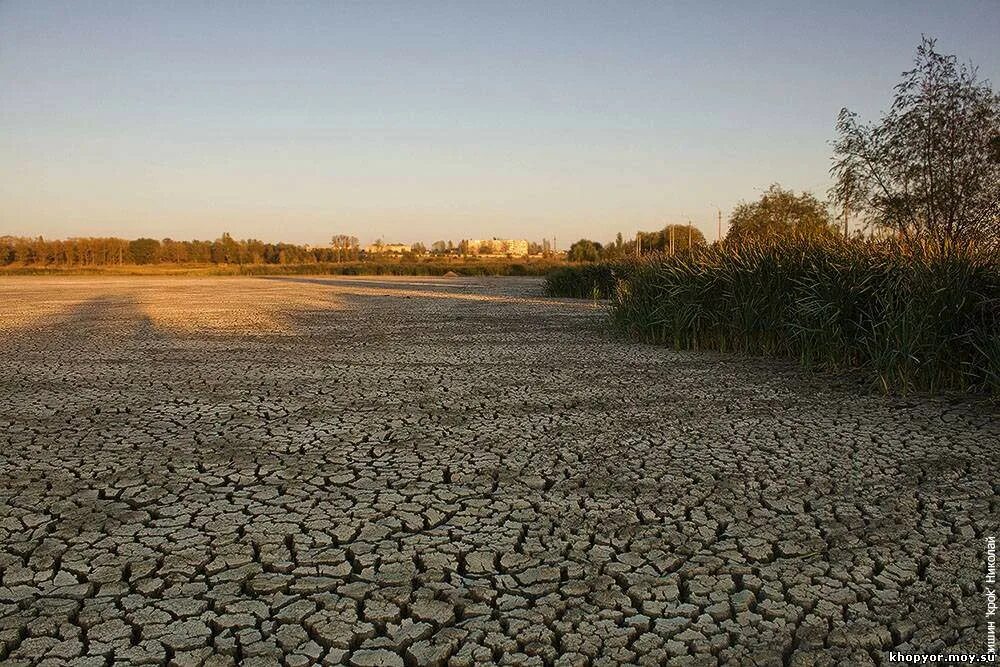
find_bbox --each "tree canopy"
[128,238,161,264]
[638,225,706,254]
[567,239,602,262]
[726,185,837,244]
[831,36,1000,254]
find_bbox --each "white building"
[465,238,529,256]
[365,243,411,255]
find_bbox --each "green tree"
[831,37,1000,254]
[726,185,837,244]
[128,238,161,264]
[637,225,706,254]
[567,239,602,262]
[211,233,242,263]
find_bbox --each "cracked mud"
[1,276,996,666]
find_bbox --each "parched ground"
[0,276,996,667]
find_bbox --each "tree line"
[566,187,839,262]
[567,224,709,262]
[0,233,555,267]
[0,233,361,267]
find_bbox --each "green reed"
[548,239,999,394]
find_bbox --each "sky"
[1,1,998,246]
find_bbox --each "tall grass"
[543,264,618,299]
[547,240,999,394]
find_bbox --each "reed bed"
[544,264,618,299]
[547,240,999,394]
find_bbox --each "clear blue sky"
[1,1,997,246]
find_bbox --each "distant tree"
[331,234,360,261]
[242,239,265,264]
[211,233,242,264]
[0,237,15,265]
[637,225,707,254]
[600,232,628,259]
[411,242,427,255]
[567,239,602,262]
[527,241,543,255]
[831,36,1000,254]
[726,185,837,244]
[1,234,366,267]
[160,238,189,263]
[431,240,447,254]
[188,240,211,263]
[128,238,161,264]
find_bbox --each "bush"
[606,239,999,394]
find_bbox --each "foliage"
[638,224,707,254]
[726,184,838,244]
[606,238,999,394]
[544,263,620,299]
[567,227,709,263]
[567,239,603,262]
[831,36,1000,255]
[128,238,161,264]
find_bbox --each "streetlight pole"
[709,204,724,244]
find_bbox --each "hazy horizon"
[2,0,998,246]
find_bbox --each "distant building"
[464,238,529,256]
[365,243,411,255]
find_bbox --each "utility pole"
[669,226,675,256]
[688,220,692,250]
[636,231,641,256]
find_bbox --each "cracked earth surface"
[0,276,996,667]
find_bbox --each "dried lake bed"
[0,276,996,666]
